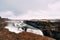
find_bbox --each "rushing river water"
[5,20,43,36]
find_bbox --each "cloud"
[48,0,60,19]
[0,0,48,15]
[0,10,48,20]
[0,0,60,19]
[0,11,17,19]
[0,0,48,19]
[17,10,49,19]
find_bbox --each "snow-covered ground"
[5,20,43,36]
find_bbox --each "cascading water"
[5,20,44,36]
[5,20,24,33]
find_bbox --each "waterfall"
[5,20,44,36]
[5,20,24,33]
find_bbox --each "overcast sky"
[0,0,60,19]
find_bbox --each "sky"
[0,0,60,19]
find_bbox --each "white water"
[5,20,43,36]
[5,21,24,33]
[27,28,43,36]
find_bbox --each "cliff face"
[24,20,60,40]
[24,20,60,32]
[0,17,8,28]
[0,27,55,40]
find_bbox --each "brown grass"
[0,27,55,40]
